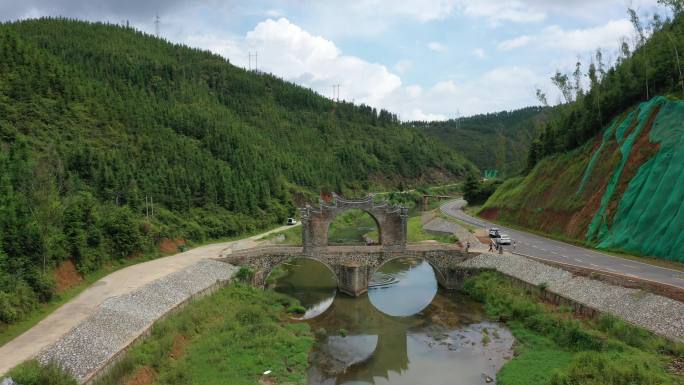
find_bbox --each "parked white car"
[287,217,298,225]
[488,228,501,238]
[496,234,512,245]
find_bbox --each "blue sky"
[0,0,666,119]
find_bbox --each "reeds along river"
[271,257,514,385]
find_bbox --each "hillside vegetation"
[482,11,684,262]
[0,18,472,326]
[413,106,549,176]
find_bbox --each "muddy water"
[272,258,513,385]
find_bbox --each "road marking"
[540,248,547,252]
[605,267,617,272]
[574,258,584,263]
[559,255,569,259]
[622,264,639,269]
[590,263,599,267]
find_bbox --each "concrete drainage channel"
[32,259,237,384]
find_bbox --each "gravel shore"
[37,259,237,383]
[461,253,684,342]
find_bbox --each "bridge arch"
[301,193,408,254]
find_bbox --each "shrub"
[8,360,78,385]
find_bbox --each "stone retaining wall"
[37,260,237,384]
[460,253,684,342]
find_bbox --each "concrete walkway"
[0,224,298,376]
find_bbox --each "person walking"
[465,241,471,252]
[513,240,517,250]
[488,241,493,252]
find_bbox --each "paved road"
[0,223,299,376]
[441,199,684,289]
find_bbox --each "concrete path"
[441,199,684,289]
[0,224,298,376]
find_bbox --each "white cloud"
[185,18,401,105]
[428,41,447,52]
[457,1,546,23]
[498,19,632,53]
[407,109,448,121]
[498,35,532,50]
[473,48,486,58]
[394,59,414,74]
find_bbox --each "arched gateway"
[301,193,408,254]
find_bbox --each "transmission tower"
[154,13,160,37]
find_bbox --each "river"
[271,257,514,385]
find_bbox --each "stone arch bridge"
[220,245,478,296]
[222,194,478,296]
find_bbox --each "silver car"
[496,234,511,245]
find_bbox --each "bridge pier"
[338,262,369,297]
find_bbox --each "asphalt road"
[441,199,684,289]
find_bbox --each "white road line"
[574,258,584,263]
[622,264,639,269]
[559,255,569,259]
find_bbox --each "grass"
[0,222,289,348]
[462,271,684,385]
[8,360,78,385]
[407,216,456,243]
[264,225,302,245]
[92,283,314,385]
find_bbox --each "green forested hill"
[412,107,549,176]
[0,18,472,323]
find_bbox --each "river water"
[272,257,514,385]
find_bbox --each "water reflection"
[272,257,514,384]
[368,259,437,317]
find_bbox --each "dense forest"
[0,18,473,324]
[528,5,684,167]
[413,106,549,176]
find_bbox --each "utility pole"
[331,84,340,101]
[154,13,160,37]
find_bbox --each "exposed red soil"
[54,260,83,292]
[125,366,157,385]
[158,238,186,254]
[479,208,499,220]
[604,105,661,226]
[169,334,188,360]
[259,375,277,385]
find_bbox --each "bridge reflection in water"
[273,258,514,385]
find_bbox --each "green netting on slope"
[596,97,684,262]
[586,96,667,244]
[576,117,620,194]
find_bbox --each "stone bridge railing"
[220,244,480,296]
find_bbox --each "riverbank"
[8,283,314,385]
[462,271,684,385]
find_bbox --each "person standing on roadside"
[488,241,493,252]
